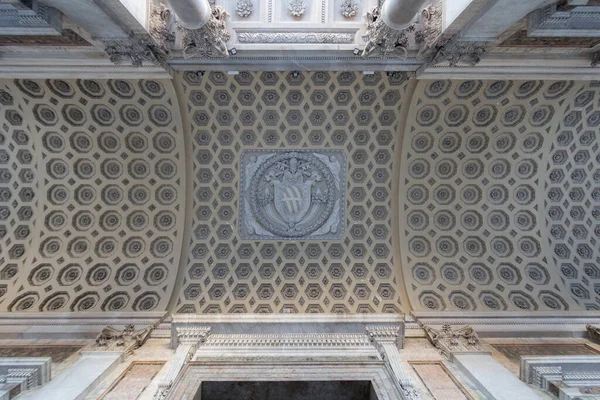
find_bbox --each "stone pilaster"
[153,326,211,400]
[366,325,419,400]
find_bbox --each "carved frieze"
[238,32,354,44]
[205,333,372,348]
[240,150,346,240]
[362,6,415,58]
[424,324,484,359]
[178,5,230,58]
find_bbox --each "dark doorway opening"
[201,380,378,400]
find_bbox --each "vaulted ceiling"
[0,73,598,314]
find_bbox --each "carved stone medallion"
[240,150,346,240]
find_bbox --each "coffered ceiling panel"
[174,71,409,314]
[545,82,600,310]
[0,78,186,312]
[400,79,589,312]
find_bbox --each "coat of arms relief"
[240,150,346,240]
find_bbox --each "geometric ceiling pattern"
[0,78,185,312]
[545,82,600,310]
[400,79,591,312]
[174,71,408,314]
[0,73,599,314]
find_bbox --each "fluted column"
[153,326,211,400]
[366,326,420,400]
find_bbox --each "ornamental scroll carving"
[429,39,486,66]
[587,324,600,343]
[103,35,165,67]
[415,2,443,60]
[424,324,483,359]
[149,3,175,58]
[95,323,153,355]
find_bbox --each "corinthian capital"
[362,6,415,59]
[178,5,231,59]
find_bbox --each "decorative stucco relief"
[240,149,346,240]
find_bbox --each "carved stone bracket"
[178,5,230,59]
[153,326,211,400]
[95,323,153,356]
[429,39,486,66]
[424,324,484,360]
[587,324,600,342]
[366,325,419,400]
[362,6,415,59]
[103,34,166,67]
[591,52,600,67]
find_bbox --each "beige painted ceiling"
[0,73,597,314]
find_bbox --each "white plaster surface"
[84,339,173,400]
[453,353,542,400]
